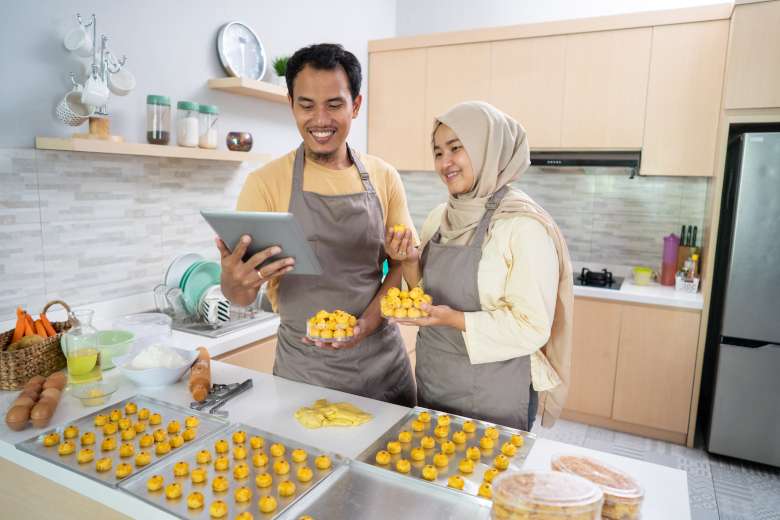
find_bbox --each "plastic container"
[198,105,219,149]
[146,95,171,145]
[97,330,136,369]
[306,320,354,342]
[491,470,604,520]
[64,310,102,387]
[551,453,644,520]
[111,313,172,353]
[661,234,680,286]
[176,101,199,147]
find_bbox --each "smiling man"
[222,43,418,407]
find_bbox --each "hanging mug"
[81,74,109,108]
[108,67,135,96]
[64,25,93,58]
[56,85,95,126]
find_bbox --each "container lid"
[199,104,219,114]
[177,101,199,111]
[551,453,644,501]
[492,470,604,509]
[147,95,170,105]
[112,313,172,337]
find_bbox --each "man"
[217,43,418,407]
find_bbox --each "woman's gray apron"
[274,144,416,407]
[416,186,536,430]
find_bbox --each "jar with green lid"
[177,101,199,147]
[146,95,171,145]
[198,105,219,149]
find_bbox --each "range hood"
[530,151,641,172]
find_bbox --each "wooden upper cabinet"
[561,28,653,149]
[368,48,428,171]
[725,1,780,109]
[641,21,730,176]
[424,43,492,170]
[490,36,567,149]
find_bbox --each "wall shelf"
[35,137,270,162]
[208,77,289,104]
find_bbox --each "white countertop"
[0,363,690,520]
[574,278,703,310]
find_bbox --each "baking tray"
[119,422,347,520]
[275,459,491,520]
[355,406,536,500]
[15,394,229,489]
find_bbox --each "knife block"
[676,246,699,276]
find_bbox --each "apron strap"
[470,185,509,250]
[346,144,374,191]
[292,143,374,192]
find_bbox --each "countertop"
[573,278,703,310]
[0,363,690,519]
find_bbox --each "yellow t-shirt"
[237,148,419,311]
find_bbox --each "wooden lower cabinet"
[213,335,278,375]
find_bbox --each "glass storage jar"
[176,101,199,147]
[492,470,604,520]
[64,309,102,386]
[198,105,219,149]
[146,95,171,145]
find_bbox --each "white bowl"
[111,346,198,388]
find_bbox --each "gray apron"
[416,186,535,430]
[274,144,416,407]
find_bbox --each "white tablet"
[200,210,323,276]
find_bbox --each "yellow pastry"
[196,449,212,463]
[316,310,329,319]
[463,421,476,433]
[133,422,147,433]
[297,466,313,482]
[399,430,412,443]
[393,307,408,319]
[164,482,182,498]
[44,432,60,446]
[441,441,455,454]
[320,329,333,339]
[274,460,290,474]
[418,412,431,423]
[191,468,208,483]
[399,289,410,299]
[258,496,276,513]
[433,452,449,467]
[467,446,481,460]
[309,328,321,338]
[494,454,509,469]
[401,298,413,309]
[94,414,108,426]
[485,427,499,440]
[181,428,196,441]
[459,459,474,473]
[407,307,422,318]
[255,473,272,488]
[135,451,152,466]
[64,426,79,438]
[452,431,466,444]
[119,443,135,458]
[77,448,95,463]
[80,432,96,445]
[96,458,113,472]
[484,468,500,482]
[292,449,307,462]
[422,465,438,481]
[315,455,331,469]
[434,426,448,438]
[170,435,184,448]
[421,310,429,317]
[232,430,246,444]
[58,441,76,455]
[233,446,247,460]
[148,475,164,491]
[387,287,400,298]
[422,294,432,304]
[115,463,133,478]
[167,421,181,433]
[125,402,137,414]
[349,316,357,326]
[186,492,204,509]
[156,441,171,454]
[409,287,424,299]
[396,459,411,473]
[184,416,199,428]
[388,297,402,309]
[103,422,118,435]
[137,408,150,420]
[235,486,252,502]
[150,429,165,442]
[411,447,426,461]
[101,437,117,451]
[236,513,253,520]
[278,481,295,496]
[438,415,451,426]
[211,476,229,491]
[510,434,524,447]
[174,461,190,476]
[480,437,494,449]
[139,434,154,447]
[214,456,230,470]
[413,298,425,310]
[501,442,517,456]
[109,409,123,422]
[233,463,250,479]
[118,417,132,430]
[270,443,285,457]
[478,482,493,499]
[448,475,465,490]
[248,437,264,450]
[412,420,425,432]
[252,453,269,467]
[376,451,391,465]
[421,436,435,449]
[333,329,346,339]
[346,327,354,337]
[149,413,162,425]
[387,441,401,454]
[120,428,136,441]
[381,304,395,317]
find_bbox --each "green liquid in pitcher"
[67,348,101,385]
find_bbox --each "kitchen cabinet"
[367,48,429,171]
[724,1,780,109]
[641,21,730,177]
[213,335,277,375]
[489,36,567,148]
[560,28,653,149]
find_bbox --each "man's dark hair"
[286,43,362,102]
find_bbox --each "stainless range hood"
[530,151,641,173]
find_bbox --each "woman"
[385,101,573,431]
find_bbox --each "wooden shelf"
[208,77,289,104]
[36,137,270,162]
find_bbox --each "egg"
[12,396,36,411]
[39,388,61,402]
[23,382,42,394]
[5,405,31,431]
[19,390,39,403]
[27,375,46,386]
[30,402,55,428]
[37,396,58,411]
[47,372,67,383]
[42,379,65,391]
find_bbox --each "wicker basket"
[0,300,71,390]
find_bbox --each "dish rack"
[170,288,276,338]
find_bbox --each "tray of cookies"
[306,309,357,343]
[273,459,492,520]
[15,394,229,489]
[380,287,432,321]
[354,406,536,501]
[118,422,347,520]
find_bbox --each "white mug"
[108,67,135,96]
[64,25,93,58]
[57,86,95,126]
[81,75,109,108]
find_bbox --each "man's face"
[289,65,362,162]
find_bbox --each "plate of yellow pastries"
[117,423,346,519]
[306,309,357,342]
[14,394,229,489]
[380,287,432,321]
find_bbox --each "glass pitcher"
[64,309,102,386]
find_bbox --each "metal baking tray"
[355,406,536,500]
[15,394,229,489]
[275,459,492,520]
[119,422,347,520]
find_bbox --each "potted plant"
[272,56,290,88]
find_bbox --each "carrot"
[23,316,35,336]
[40,313,56,337]
[11,315,26,343]
[16,308,24,317]
[34,320,48,338]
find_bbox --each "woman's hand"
[384,228,419,264]
[390,304,466,332]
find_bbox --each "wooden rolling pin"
[189,347,211,402]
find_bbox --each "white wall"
[0,0,396,157]
[395,0,731,37]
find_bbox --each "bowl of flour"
[112,344,199,387]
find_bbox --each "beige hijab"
[432,101,574,428]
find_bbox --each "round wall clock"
[216,22,266,80]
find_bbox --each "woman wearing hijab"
[385,101,574,431]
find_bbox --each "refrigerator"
[700,132,780,466]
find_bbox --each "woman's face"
[433,124,474,195]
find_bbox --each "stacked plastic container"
[112,313,173,353]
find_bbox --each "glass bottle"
[64,309,102,386]
[198,105,219,149]
[146,95,171,145]
[176,101,200,147]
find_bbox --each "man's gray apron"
[274,144,416,407]
[416,186,536,430]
